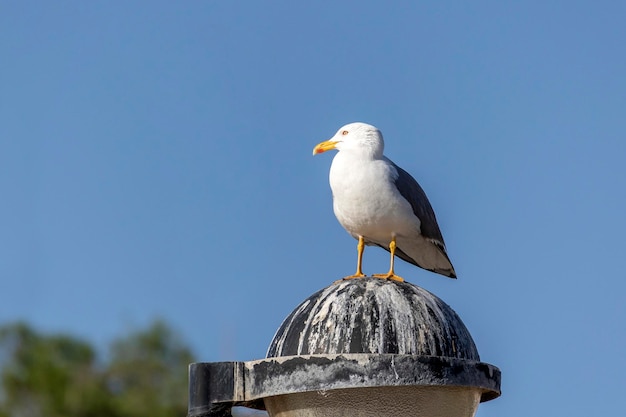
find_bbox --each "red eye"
[341,130,349,135]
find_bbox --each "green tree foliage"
[107,320,194,417]
[0,320,194,417]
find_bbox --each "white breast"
[329,153,421,245]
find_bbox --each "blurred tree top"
[0,320,195,417]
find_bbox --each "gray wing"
[388,161,456,277]
[391,161,446,244]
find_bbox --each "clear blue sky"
[1,1,625,416]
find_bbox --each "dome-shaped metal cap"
[267,278,479,360]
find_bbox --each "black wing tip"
[433,268,457,279]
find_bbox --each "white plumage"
[313,122,455,281]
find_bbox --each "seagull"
[313,122,456,282]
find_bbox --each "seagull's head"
[313,122,384,159]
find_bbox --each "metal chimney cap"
[188,278,502,416]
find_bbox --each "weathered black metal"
[187,278,501,417]
[267,278,478,359]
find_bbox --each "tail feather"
[375,238,456,279]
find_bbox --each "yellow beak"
[312,140,339,155]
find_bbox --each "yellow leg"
[373,237,404,282]
[343,236,366,280]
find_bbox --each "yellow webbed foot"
[371,273,404,282]
[333,273,366,284]
[343,273,366,280]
